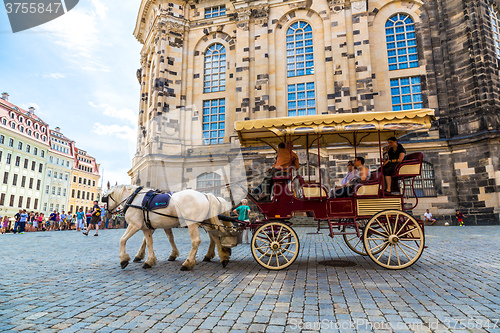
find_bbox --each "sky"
[0,0,143,187]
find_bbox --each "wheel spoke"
[352,238,362,249]
[369,240,389,253]
[254,245,270,251]
[376,243,390,261]
[387,244,393,265]
[267,252,273,266]
[276,226,283,243]
[366,237,387,241]
[396,243,411,261]
[375,218,391,235]
[280,252,290,263]
[258,248,272,260]
[255,235,271,243]
[280,241,297,246]
[283,248,297,255]
[395,218,410,235]
[394,244,401,266]
[278,232,291,243]
[385,214,392,234]
[399,241,419,253]
[367,226,389,238]
[275,252,280,268]
[398,227,420,238]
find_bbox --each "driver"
[252,142,299,200]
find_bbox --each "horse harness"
[108,186,245,231]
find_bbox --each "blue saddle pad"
[142,190,172,210]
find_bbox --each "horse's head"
[102,185,132,214]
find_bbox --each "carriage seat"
[353,170,383,197]
[393,152,423,178]
[292,175,329,199]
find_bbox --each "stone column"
[252,5,270,118]
[234,6,252,118]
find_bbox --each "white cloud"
[89,102,137,125]
[91,0,108,19]
[93,123,135,140]
[42,73,66,79]
[101,168,132,187]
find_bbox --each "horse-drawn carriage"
[105,109,434,272]
[234,109,434,271]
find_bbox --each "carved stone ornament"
[165,21,186,35]
[328,0,345,13]
[252,5,270,19]
[236,8,252,21]
[352,0,365,11]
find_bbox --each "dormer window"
[35,124,38,130]
[35,133,39,139]
[2,118,6,125]
[10,112,15,119]
[18,116,23,122]
[27,120,31,126]
[19,126,24,133]
[10,122,15,129]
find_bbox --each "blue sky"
[0,0,143,186]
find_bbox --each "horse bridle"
[103,186,144,215]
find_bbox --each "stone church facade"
[129,0,500,225]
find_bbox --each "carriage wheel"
[342,226,367,256]
[251,222,299,270]
[363,210,424,269]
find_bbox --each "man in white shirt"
[424,209,436,225]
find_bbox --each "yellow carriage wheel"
[342,225,367,256]
[363,210,424,269]
[251,222,299,270]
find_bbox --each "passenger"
[253,142,299,200]
[383,136,406,193]
[332,156,370,198]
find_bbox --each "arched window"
[489,4,500,59]
[286,21,314,77]
[196,172,221,196]
[204,43,226,93]
[386,14,418,70]
[400,162,436,197]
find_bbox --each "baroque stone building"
[130,0,500,224]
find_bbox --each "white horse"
[132,195,234,266]
[103,185,230,271]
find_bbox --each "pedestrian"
[85,209,92,229]
[233,199,251,243]
[83,201,102,236]
[424,209,437,225]
[1,216,8,234]
[38,213,44,231]
[48,210,57,231]
[32,212,38,232]
[76,208,85,231]
[60,211,67,231]
[13,209,22,234]
[456,209,466,226]
[55,212,60,231]
[18,209,29,234]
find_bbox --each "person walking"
[76,208,85,231]
[83,201,102,236]
[233,199,251,243]
[13,209,22,234]
[48,210,57,231]
[60,211,67,231]
[18,209,28,234]
[1,216,8,234]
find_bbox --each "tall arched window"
[489,4,500,59]
[197,172,221,196]
[286,21,314,77]
[204,43,226,93]
[386,14,418,70]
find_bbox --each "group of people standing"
[1,201,124,234]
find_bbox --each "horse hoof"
[133,257,142,262]
[120,261,129,269]
[222,260,229,268]
[203,257,211,262]
[180,265,190,271]
[168,256,176,262]
[142,263,152,269]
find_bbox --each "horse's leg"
[142,229,157,269]
[119,224,141,269]
[164,228,179,261]
[211,234,231,268]
[134,228,157,262]
[181,224,201,271]
[204,233,217,262]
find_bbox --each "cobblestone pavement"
[1,226,499,333]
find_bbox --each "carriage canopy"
[235,109,435,148]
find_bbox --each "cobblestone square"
[1,226,499,332]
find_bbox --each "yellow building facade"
[68,148,100,215]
